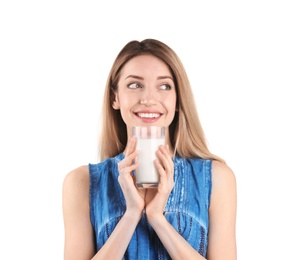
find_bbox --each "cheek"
[165,99,177,119]
[168,94,177,111]
[118,96,131,108]
[118,98,135,118]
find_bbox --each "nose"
[139,87,157,105]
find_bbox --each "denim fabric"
[89,153,212,259]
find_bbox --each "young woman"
[62,39,237,260]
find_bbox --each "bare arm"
[62,166,95,260]
[146,149,237,260]
[144,146,206,259]
[206,161,237,260]
[62,167,143,260]
[148,215,206,259]
[62,138,145,260]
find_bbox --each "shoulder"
[63,165,89,185]
[211,160,236,187]
[210,160,237,207]
[63,165,90,201]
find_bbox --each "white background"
[0,1,300,259]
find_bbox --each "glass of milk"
[132,126,165,188]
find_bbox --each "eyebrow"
[125,75,144,80]
[125,75,174,81]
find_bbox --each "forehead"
[120,55,172,76]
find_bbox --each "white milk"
[135,138,165,188]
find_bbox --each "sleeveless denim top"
[89,153,212,259]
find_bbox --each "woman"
[62,39,237,259]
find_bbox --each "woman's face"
[113,54,177,137]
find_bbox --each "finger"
[119,162,139,175]
[125,137,137,157]
[157,146,173,174]
[154,159,173,195]
[118,150,139,171]
[154,159,167,180]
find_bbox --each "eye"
[128,82,141,89]
[159,84,171,90]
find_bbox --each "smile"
[136,113,161,118]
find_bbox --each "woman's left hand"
[145,144,174,221]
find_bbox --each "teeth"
[137,113,160,118]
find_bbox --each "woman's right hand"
[117,137,145,215]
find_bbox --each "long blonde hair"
[98,39,224,163]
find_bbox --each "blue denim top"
[89,153,212,259]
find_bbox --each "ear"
[112,93,120,110]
